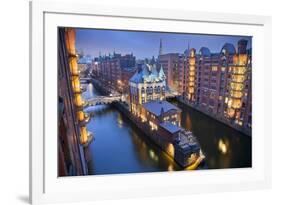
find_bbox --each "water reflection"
[83,83,251,175]
[117,113,124,128]
[218,139,228,154]
[84,84,180,175]
[170,99,252,169]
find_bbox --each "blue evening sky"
[76,28,252,59]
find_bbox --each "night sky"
[75,28,252,59]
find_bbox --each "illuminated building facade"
[186,48,196,102]
[185,39,252,132]
[129,63,166,116]
[157,39,251,133]
[226,40,251,127]
[128,64,202,167]
[96,53,136,93]
[141,100,181,130]
[58,28,93,176]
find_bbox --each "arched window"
[146,87,149,94]
[154,86,157,93]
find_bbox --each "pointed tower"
[159,64,166,80]
[159,38,163,56]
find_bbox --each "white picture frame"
[30,0,272,204]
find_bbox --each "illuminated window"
[212,66,218,71]
[225,97,228,104]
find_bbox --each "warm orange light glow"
[189,71,195,76]
[80,126,88,144]
[233,54,247,66]
[71,76,81,93]
[188,87,194,94]
[166,143,175,158]
[187,50,196,102]
[230,90,243,98]
[230,82,244,91]
[69,58,79,75]
[65,28,76,55]
[227,52,249,119]
[187,153,198,165]
[74,93,84,107]
[232,66,246,75]
[212,66,218,71]
[218,139,228,154]
[189,76,195,82]
[77,111,85,121]
[232,74,245,82]
[230,98,242,109]
[189,58,195,65]
[227,108,235,118]
[188,82,195,87]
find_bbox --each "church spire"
[159,38,163,56]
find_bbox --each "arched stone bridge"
[85,95,125,106]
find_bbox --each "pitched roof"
[142,100,180,117]
[221,43,236,55]
[199,47,211,57]
[129,64,166,84]
[159,121,182,134]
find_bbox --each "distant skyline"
[75,28,252,59]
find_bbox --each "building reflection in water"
[129,128,178,171]
[117,113,124,128]
[185,113,192,131]
[218,138,228,154]
[84,84,251,175]
[169,99,251,169]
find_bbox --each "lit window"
[212,66,218,71]
[225,97,228,104]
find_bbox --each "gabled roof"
[142,100,180,117]
[199,47,211,57]
[160,121,182,134]
[221,43,236,55]
[159,65,165,80]
[129,64,166,84]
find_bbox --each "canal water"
[83,83,251,175]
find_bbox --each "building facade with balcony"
[58,28,93,176]
[184,40,252,133]
[157,39,251,134]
